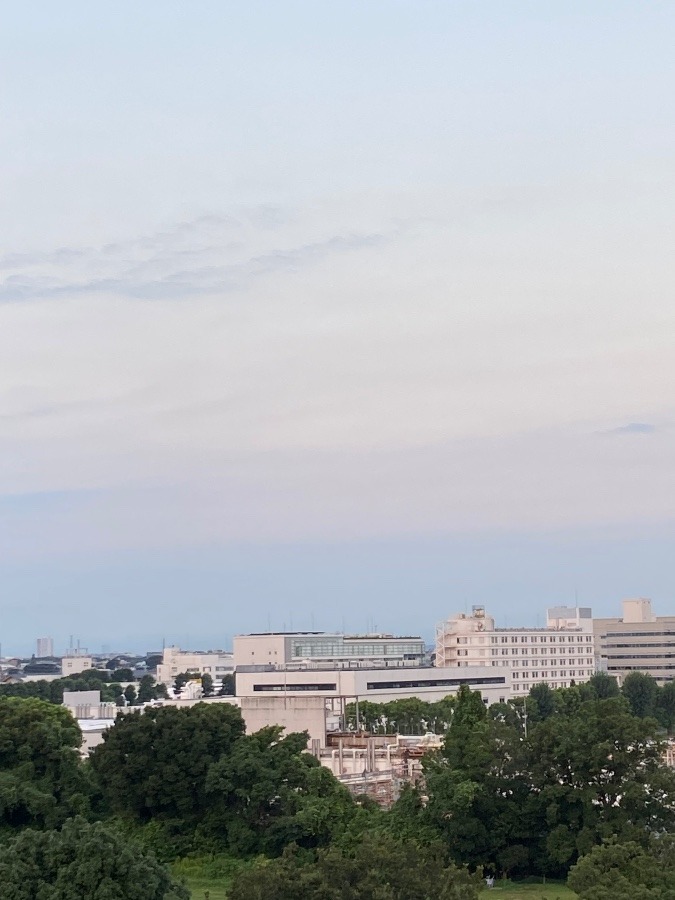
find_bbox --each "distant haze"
[1,3,674,654]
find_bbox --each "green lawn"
[488,882,577,900]
[182,875,230,900]
[178,869,578,900]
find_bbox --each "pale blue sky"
[1,3,674,654]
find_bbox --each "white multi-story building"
[233,632,426,670]
[36,637,54,658]
[594,598,675,684]
[156,646,234,689]
[435,606,596,694]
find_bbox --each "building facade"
[36,637,54,658]
[594,599,675,684]
[435,606,596,694]
[61,652,93,677]
[233,632,426,670]
[156,646,234,689]
[235,664,511,707]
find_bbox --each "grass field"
[488,882,577,899]
[180,876,578,900]
[183,875,230,900]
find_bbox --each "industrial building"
[435,605,596,693]
[155,646,234,689]
[594,598,675,684]
[233,631,426,670]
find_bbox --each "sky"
[1,2,674,655]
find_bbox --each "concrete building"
[240,696,328,746]
[233,632,426,670]
[235,664,511,708]
[435,606,596,694]
[156,646,234,689]
[594,598,675,684]
[36,637,54,658]
[61,652,94,677]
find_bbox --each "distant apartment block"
[233,632,426,671]
[435,606,596,693]
[36,636,54,658]
[594,598,675,684]
[61,652,93,677]
[156,646,234,689]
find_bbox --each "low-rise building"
[594,598,675,684]
[235,663,511,708]
[156,646,234,689]
[233,631,426,670]
[435,606,596,694]
[61,652,94,677]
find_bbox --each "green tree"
[110,668,134,683]
[0,697,90,831]
[201,673,214,697]
[581,672,620,700]
[205,726,356,856]
[123,684,137,706]
[622,671,659,718]
[218,673,235,696]
[656,680,675,733]
[529,697,675,871]
[528,683,556,721]
[0,817,189,899]
[228,834,482,900]
[173,672,191,693]
[137,674,157,703]
[569,837,675,900]
[90,703,245,825]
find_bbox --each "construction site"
[310,732,441,808]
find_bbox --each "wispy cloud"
[0,212,390,304]
[605,422,657,435]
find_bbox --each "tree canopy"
[0,817,189,900]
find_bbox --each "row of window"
[457,635,591,645]
[489,648,593,658]
[512,669,591,679]
[292,642,424,657]
[251,676,508,693]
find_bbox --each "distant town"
[4,597,672,772]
